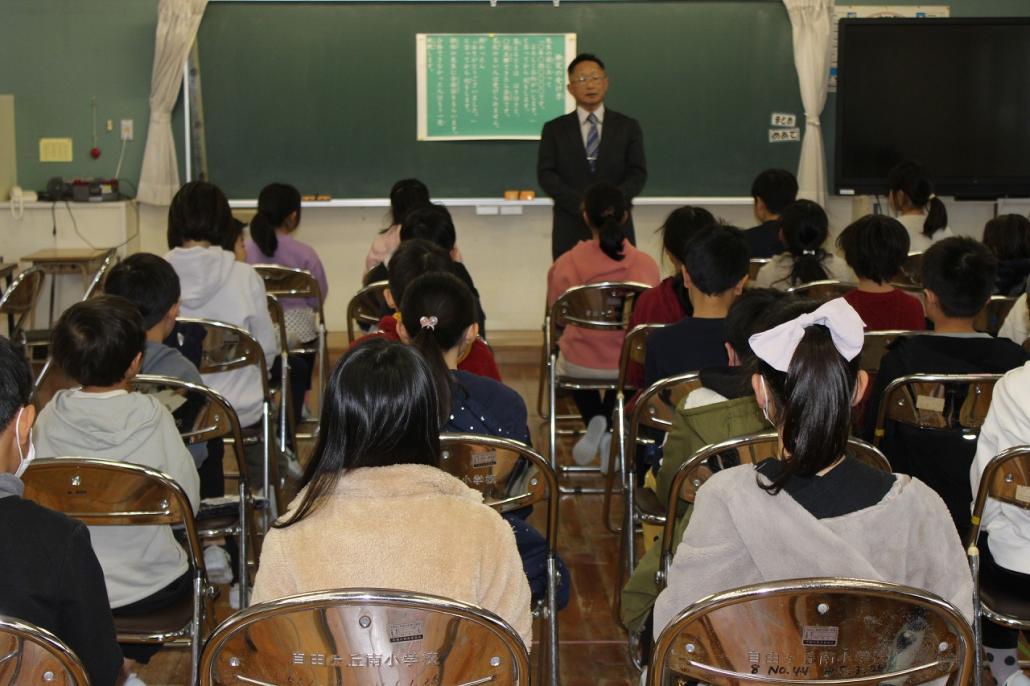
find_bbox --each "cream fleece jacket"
[252,463,533,647]
[654,464,973,637]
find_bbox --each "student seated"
[752,199,853,289]
[644,224,748,387]
[886,160,953,252]
[397,271,571,608]
[352,238,502,381]
[652,298,973,637]
[163,182,289,478]
[744,168,797,258]
[33,297,200,667]
[252,339,532,646]
[983,213,1030,296]
[546,183,660,465]
[0,336,140,686]
[364,178,431,275]
[863,237,1027,534]
[970,361,1030,686]
[620,288,783,636]
[837,214,926,331]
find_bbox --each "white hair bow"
[748,298,866,372]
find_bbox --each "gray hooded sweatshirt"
[33,389,200,608]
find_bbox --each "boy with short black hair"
[644,225,750,385]
[837,214,926,331]
[864,237,1027,533]
[746,169,797,258]
[33,296,200,668]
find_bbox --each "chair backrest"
[252,264,323,304]
[873,373,1001,445]
[859,330,917,375]
[648,577,974,686]
[659,432,892,588]
[974,295,1018,337]
[749,258,770,282]
[614,322,666,391]
[21,458,204,566]
[199,589,531,686]
[177,317,271,387]
[967,445,1030,547]
[894,251,924,288]
[547,281,651,351]
[0,615,90,686]
[785,280,857,300]
[627,372,703,447]
[82,249,118,300]
[346,280,389,343]
[0,266,45,338]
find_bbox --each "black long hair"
[983,214,1030,262]
[780,200,830,286]
[584,183,629,261]
[274,339,442,527]
[251,183,301,258]
[387,178,430,229]
[887,160,948,239]
[659,205,717,266]
[167,181,233,249]
[399,272,477,422]
[755,299,860,494]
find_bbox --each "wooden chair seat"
[115,592,194,639]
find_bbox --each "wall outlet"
[120,119,134,141]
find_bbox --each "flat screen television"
[835,18,1030,198]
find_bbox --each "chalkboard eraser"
[519,190,536,200]
[316,195,332,201]
[503,190,519,200]
[302,195,318,201]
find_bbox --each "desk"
[21,249,110,325]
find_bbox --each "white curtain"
[783,0,834,205]
[136,0,207,206]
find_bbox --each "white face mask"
[13,407,35,479]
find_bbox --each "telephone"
[9,185,37,220]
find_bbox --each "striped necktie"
[585,112,599,173]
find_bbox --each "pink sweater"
[546,240,660,369]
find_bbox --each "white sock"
[986,646,1020,686]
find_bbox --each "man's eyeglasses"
[571,74,606,85]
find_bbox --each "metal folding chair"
[648,577,975,686]
[178,317,282,525]
[748,258,770,282]
[0,265,46,358]
[966,445,1030,686]
[82,248,118,300]
[253,264,328,438]
[785,279,858,300]
[894,251,925,288]
[22,458,212,686]
[199,589,531,686]
[543,281,651,493]
[264,294,297,460]
[602,323,667,535]
[131,373,255,607]
[439,433,560,686]
[859,330,917,376]
[974,295,1019,337]
[346,280,389,344]
[0,615,90,685]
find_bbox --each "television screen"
[835,18,1030,197]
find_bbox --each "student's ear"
[680,265,694,290]
[725,343,741,367]
[923,289,939,316]
[465,322,479,346]
[754,197,767,221]
[287,210,300,230]
[750,373,766,407]
[620,210,630,226]
[384,288,396,311]
[396,320,411,344]
[126,352,143,381]
[851,370,870,407]
[167,302,181,323]
[733,275,748,295]
[581,209,591,228]
[16,404,35,453]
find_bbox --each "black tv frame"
[834,17,1030,199]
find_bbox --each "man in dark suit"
[537,53,647,260]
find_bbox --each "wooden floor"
[137,337,640,685]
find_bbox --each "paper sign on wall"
[769,128,801,143]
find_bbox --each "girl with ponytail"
[753,200,853,289]
[887,160,953,252]
[546,183,659,466]
[653,297,972,637]
[398,272,572,608]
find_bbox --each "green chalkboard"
[418,33,575,140]
[196,1,806,198]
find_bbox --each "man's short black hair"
[725,288,790,362]
[0,336,31,433]
[568,53,605,75]
[104,253,181,330]
[683,225,750,296]
[836,214,911,285]
[51,296,146,387]
[922,237,997,318]
[750,169,798,215]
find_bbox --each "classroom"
[1,1,1029,685]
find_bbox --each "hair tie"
[748,298,866,372]
[801,249,816,256]
[419,315,438,330]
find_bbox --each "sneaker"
[229,582,252,610]
[1004,672,1030,686]
[283,448,305,480]
[572,415,607,466]
[598,430,613,474]
[123,673,147,686]
[203,545,233,585]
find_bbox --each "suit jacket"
[537,108,647,258]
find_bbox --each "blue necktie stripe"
[585,113,599,173]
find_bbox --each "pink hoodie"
[547,239,660,369]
